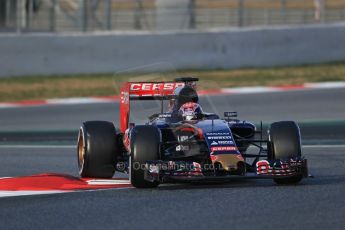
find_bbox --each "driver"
[168,86,199,113]
[178,102,203,121]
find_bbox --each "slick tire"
[78,121,119,178]
[130,125,161,188]
[268,121,303,184]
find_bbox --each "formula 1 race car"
[77,77,308,188]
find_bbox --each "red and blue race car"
[77,77,308,188]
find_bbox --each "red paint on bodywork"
[119,82,186,133]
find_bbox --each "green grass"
[1,62,345,102]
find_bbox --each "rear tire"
[268,121,303,184]
[78,121,119,178]
[130,125,161,188]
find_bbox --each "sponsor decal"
[129,83,185,91]
[224,112,237,118]
[178,135,189,142]
[217,140,234,145]
[211,146,238,152]
[208,136,231,140]
[120,92,129,104]
[211,141,218,146]
[206,132,230,136]
[158,113,172,118]
[176,145,189,151]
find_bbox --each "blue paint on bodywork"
[195,120,240,155]
[152,117,242,155]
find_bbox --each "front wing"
[144,158,308,183]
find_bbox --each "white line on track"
[87,179,131,185]
[0,187,135,198]
[0,190,68,198]
[303,145,345,148]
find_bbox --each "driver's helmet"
[168,86,199,113]
[178,102,203,121]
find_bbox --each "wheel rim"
[77,129,85,172]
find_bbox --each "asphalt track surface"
[0,145,344,230]
[0,88,344,229]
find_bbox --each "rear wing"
[119,78,198,132]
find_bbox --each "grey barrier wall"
[0,23,345,77]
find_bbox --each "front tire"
[130,125,161,188]
[78,121,119,178]
[268,121,303,184]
